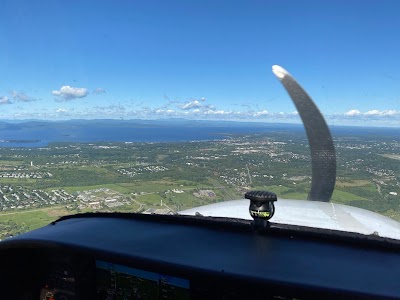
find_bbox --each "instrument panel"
[95,261,190,299]
[1,246,310,300]
[37,251,93,300]
[1,213,400,299]
[31,251,291,300]
[36,255,191,300]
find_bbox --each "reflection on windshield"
[0,1,399,240]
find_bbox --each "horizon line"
[0,118,398,129]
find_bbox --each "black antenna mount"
[245,190,277,229]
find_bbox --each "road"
[130,197,145,212]
[246,164,252,185]
[376,183,382,195]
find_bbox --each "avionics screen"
[96,260,190,299]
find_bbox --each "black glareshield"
[272,65,336,202]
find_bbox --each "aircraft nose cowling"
[179,199,400,240]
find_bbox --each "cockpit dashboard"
[0,213,399,299]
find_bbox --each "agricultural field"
[0,130,399,238]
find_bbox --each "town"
[0,130,398,239]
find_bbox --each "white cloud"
[365,109,399,116]
[7,90,397,125]
[384,110,398,116]
[52,86,88,100]
[152,99,299,121]
[253,110,269,117]
[93,88,106,95]
[344,109,400,118]
[181,100,202,110]
[344,109,362,116]
[155,109,176,115]
[364,109,381,116]
[11,91,36,102]
[209,110,230,115]
[0,96,11,105]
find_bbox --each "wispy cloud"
[11,91,36,102]
[52,86,88,101]
[93,88,106,95]
[151,107,298,120]
[2,92,399,126]
[318,109,400,126]
[152,97,299,121]
[0,96,11,105]
[92,104,127,115]
[365,109,398,116]
[180,100,202,110]
[3,105,399,126]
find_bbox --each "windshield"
[0,1,399,240]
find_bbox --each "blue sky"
[0,0,399,126]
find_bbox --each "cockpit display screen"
[96,260,190,299]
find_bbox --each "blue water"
[0,128,241,147]
[0,121,296,147]
[0,120,397,147]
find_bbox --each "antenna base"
[245,191,277,229]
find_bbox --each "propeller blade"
[272,65,336,201]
